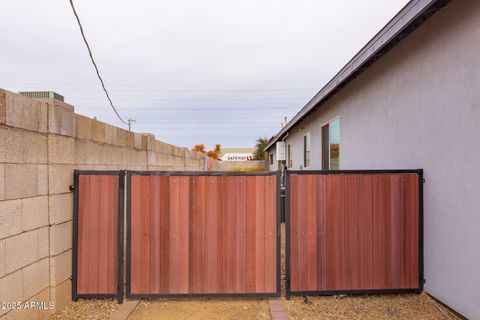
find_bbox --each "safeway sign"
[220,153,253,161]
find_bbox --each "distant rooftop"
[220,147,255,154]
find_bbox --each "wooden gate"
[286,170,423,298]
[126,171,280,298]
[72,171,124,303]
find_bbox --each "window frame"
[303,132,311,168]
[321,116,340,170]
[321,123,330,170]
[287,143,292,168]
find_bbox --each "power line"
[70,97,306,101]
[1,79,327,87]
[4,87,318,93]
[68,0,128,125]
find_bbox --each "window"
[321,118,340,170]
[321,125,329,169]
[287,144,292,168]
[269,153,274,165]
[303,133,311,168]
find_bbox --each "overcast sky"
[0,0,408,149]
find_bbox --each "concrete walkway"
[107,297,288,320]
[109,300,139,320]
[268,298,288,320]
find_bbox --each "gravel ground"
[48,299,118,320]
[283,293,461,320]
[279,224,462,320]
[50,224,460,320]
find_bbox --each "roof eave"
[265,0,450,151]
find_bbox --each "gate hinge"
[69,184,75,191]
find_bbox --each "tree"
[192,143,222,160]
[191,144,206,153]
[253,137,269,160]
[206,144,222,160]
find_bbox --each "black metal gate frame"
[285,169,424,299]
[72,170,125,303]
[125,171,282,299]
[71,169,422,302]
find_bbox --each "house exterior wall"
[267,149,279,171]
[269,1,480,318]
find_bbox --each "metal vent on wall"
[19,91,64,102]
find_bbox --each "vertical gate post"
[285,171,291,300]
[117,171,125,303]
[276,171,282,297]
[418,169,424,292]
[125,171,132,298]
[71,170,79,302]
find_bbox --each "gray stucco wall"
[269,1,480,318]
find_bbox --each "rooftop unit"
[19,91,64,102]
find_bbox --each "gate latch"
[69,184,75,191]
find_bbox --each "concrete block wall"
[0,92,51,320]
[211,160,268,171]
[0,89,206,319]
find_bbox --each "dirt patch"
[283,293,461,320]
[48,299,118,320]
[127,299,270,320]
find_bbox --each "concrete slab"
[109,300,139,320]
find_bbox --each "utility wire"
[68,0,128,125]
[2,79,326,86]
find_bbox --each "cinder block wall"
[0,89,205,319]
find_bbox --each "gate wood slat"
[306,175,317,291]
[316,175,327,291]
[235,176,247,293]
[169,176,180,293]
[287,171,421,296]
[254,176,266,292]
[361,175,374,289]
[160,176,171,292]
[179,176,191,293]
[264,175,277,293]
[226,176,237,293]
[217,176,228,293]
[289,175,298,291]
[141,175,152,293]
[73,171,123,302]
[206,176,218,293]
[127,172,280,297]
[151,176,161,294]
[190,176,206,292]
[344,175,360,289]
[296,173,307,290]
